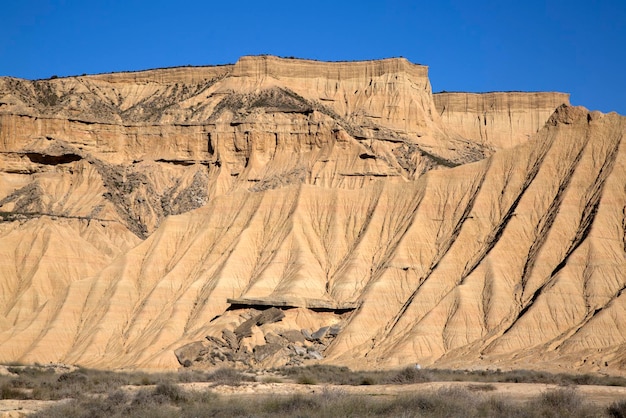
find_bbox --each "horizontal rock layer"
[434,92,570,149]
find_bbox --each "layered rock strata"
[0,56,623,375]
[434,92,570,149]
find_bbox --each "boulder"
[264,332,285,345]
[292,345,307,356]
[254,343,283,362]
[280,329,306,343]
[234,307,285,339]
[174,341,206,366]
[256,307,286,325]
[307,350,324,360]
[301,329,314,341]
[222,329,239,350]
[312,326,329,340]
[328,325,341,337]
[206,335,227,347]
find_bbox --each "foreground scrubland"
[1,365,626,417]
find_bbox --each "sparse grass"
[3,364,626,417]
[467,383,497,392]
[1,383,30,400]
[388,366,433,384]
[0,365,259,401]
[276,364,626,387]
[607,399,626,418]
[296,374,318,385]
[30,383,619,418]
[206,367,255,386]
[528,387,599,418]
[259,375,283,383]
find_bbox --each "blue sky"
[1,0,624,114]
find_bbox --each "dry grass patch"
[30,385,619,418]
[276,364,626,387]
[3,364,625,417]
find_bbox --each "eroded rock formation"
[434,92,570,149]
[0,56,623,375]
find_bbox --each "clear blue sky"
[1,0,624,114]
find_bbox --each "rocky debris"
[312,326,329,341]
[301,329,313,341]
[175,307,346,369]
[328,325,341,337]
[279,330,305,343]
[253,343,283,363]
[264,332,284,345]
[234,307,285,340]
[292,345,307,356]
[174,341,207,367]
[222,329,238,350]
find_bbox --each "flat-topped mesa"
[86,64,234,85]
[1,54,626,374]
[1,56,485,189]
[220,55,437,136]
[231,55,429,81]
[220,56,474,166]
[434,91,570,149]
[73,56,428,85]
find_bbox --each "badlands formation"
[0,56,624,374]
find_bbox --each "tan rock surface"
[0,56,623,373]
[434,92,570,149]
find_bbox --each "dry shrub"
[263,393,321,414]
[279,365,383,385]
[175,369,209,383]
[153,382,189,404]
[260,375,283,383]
[467,383,497,392]
[1,383,30,400]
[296,374,318,385]
[529,387,598,418]
[276,364,626,388]
[30,384,614,418]
[206,367,254,385]
[359,376,377,385]
[387,366,433,384]
[607,399,626,418]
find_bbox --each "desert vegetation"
[275,364,626,387]
[28,385,614,418]
[1,364,625,417]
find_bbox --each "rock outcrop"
[0,56,623,375]
[434,92,570,149]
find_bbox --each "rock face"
[434,92,570,149]
[0,56,624,375]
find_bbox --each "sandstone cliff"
[0,56,623,374]
[434,92,570,149]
